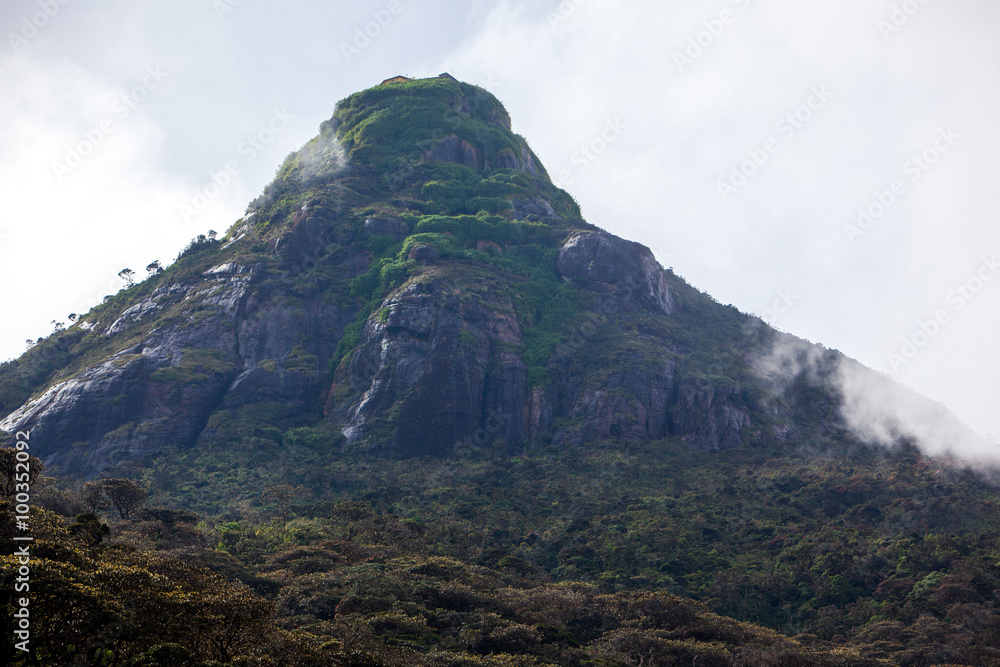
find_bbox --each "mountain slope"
[0,73,976,478]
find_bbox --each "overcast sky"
[1,0,997,442]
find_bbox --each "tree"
[118,268,136,288]
[68,313,78,323]
[263,484,301,517]
[81,481,110,513]
[67,512,111,547]
[100,478,147,519]
[0,448,44,500]
[207,229,217,240]
[146,260,162,276]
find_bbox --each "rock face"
[0,225,758,474]
[0,75,824,477]
[557,232,674,315]
[494,147,542,176]
[332,274,528,458]
[511,196,560,221]
[407,244,440,264]
[424,135,482,171]
[320,229,755,458]
[671,377,752,450]
[0,220,362,475]
[363,217,409,241]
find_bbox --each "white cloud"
[0,54,224,355]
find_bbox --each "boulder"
[363,216,409,241]
[408,244,440,264]
[557,231,674,314]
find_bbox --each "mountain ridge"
[0,73,982,477]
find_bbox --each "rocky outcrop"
[363,216,409,241]
[511,196,560,221]
[0,310,243,475]
[557,231,674,315]
[0,238,361,476]
[332,273,527,458]
[322,227,754,455]
[407,244,440,264]
[548,361,677,448]
[494,147,541,177]
[424,135,482,171]
[670,377,752,450]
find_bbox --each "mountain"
[4,74,1000,667]
[0,72,911,477]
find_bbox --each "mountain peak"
[0,78,978,477]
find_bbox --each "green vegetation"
[336,77,520,177]
[7,440,1000,665]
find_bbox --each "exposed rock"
[407,244,440,264]
[0,335,239,475]
[494,147,541,177]
[511,196,559,220]
[557,231,674,315]
[423,135,482,170]
[363,216,410,241]
[671,377,752,450]
[105,299,161,336]
[0,254,358,476]
[0,74,871,480]
[203,263,243,277]
[331,274,527,458]
[540,357,676,449]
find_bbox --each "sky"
[0,0,997,446]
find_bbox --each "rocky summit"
[0,74,961,476]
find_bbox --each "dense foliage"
[12,450,982,666]
[4,434,993,666]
